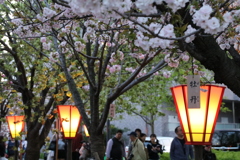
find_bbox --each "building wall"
[111,98,240,138]
[111,106,179,138]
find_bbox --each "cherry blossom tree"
[0,2,73,159]
[1,0,240,160]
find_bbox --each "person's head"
[140,133,147,142]
[175,126,184,138]
[150,134,157,142]
[115,130,123,140]
[204,145,211,152]
[128,132,137,142]
[135,128,141,137]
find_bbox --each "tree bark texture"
[25,136,43,160]
[25,118,54,160]
[90,133,105,160]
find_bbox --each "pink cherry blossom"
[163,71,171,78]
[182,55,190,62]
[235,26,240,33]
[135,0,158,15]
[125,67,135,73]
[184,25,197,43]
[40,37,47,43]
[43,7,57,19]
[42,42,51,50]
[11,18,23,25]
[164,54,171,63]
[82,85,90,91]
[138,54,145,60]
[207,17,220,30]
[165,0,189,13]
[154,71,159,76]
[198,5,212,19]
[223,12,233,23]
[168,60,179,68]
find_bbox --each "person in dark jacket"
[147,134,163,160]
[0,136,5,158]
[170,126,194,160]
[106,130,126,160]
[203,145,216,160]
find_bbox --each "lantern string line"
[192,57,194,77]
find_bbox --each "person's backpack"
[204,152,217,160]
[7,140,15,156]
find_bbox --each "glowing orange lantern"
[171,85,225,145]
[57,105,81,139]
[83,125,90,137]
[6,116,25,138]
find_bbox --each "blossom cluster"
[192,5,240,34]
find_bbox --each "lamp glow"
[171,85,225,145]
[57,105,81,139]
[6,116,25,139]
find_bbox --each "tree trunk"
[150,114,155,134]
[194,145,203,160]
[25,137,42,160]
[90,133,105,160]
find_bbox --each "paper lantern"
[57,105,81,139]
[171,85,225,145]
[6,116,25,138]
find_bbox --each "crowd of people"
[0,132,90,160]
[0,135,27,160]
[0,126,218,160]
[106,126,217,160]
[46,132,90,160]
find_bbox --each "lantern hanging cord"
[192,57,194,76]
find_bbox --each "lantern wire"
[192,57,194,76]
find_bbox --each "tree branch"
[227,45,240,64]
[114,10,201,41]
[56,37,91,129]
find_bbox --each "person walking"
[140,133,148,160]
[203,145,216,160]
[20,137,27,160]
[147,134,163,160]
[106,130,126,160]
[6,137,19,159]
[0,136,7,160]
[170,126,194,160]
[79,142,90,160]
[128,128,142,158]
[54,133,67,160]
[128,132,146,160]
